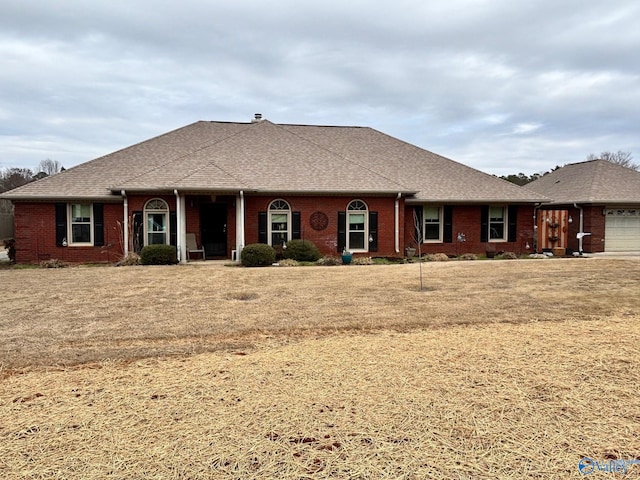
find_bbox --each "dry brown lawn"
[1,258,639,478]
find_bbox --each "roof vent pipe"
[252,113,263,122]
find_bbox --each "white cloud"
[0,0,638,175]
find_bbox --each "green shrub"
[241,243,276,267]
[140,245,178,265]
[283,239,321,262]
[3,239,16,264]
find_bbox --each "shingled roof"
[526,160,640,204]
[2,119,548,203]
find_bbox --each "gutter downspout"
[394,193,401,254]
[532,203,541,253]
[574,203,585,255]
[121,190,128,257]
[237,190,245,258]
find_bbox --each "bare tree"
[586,151,638,171]
[412,207,424,291]
[36,158,64,176]
[0,168,34,193]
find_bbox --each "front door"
[200,203,228,257]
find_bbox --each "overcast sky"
[1,0,639,176]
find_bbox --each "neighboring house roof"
[2,119,547,203]
[526,160,640,205]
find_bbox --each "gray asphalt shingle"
[2,120,548,203]
[526,160,640,204]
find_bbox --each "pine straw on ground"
[1,316,639,479]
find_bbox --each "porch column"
[236,190,245,259]
[175,190,187,263]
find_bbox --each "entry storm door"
[200,203,228,257]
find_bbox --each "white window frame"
[268,199,291,247]
[423,206,443,243]
[347,200,369,253]
[144,198,170,246]
[68,203,93,246]
[489,205,507,242]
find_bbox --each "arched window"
[269,199,291,247]
[347,200,368,251]
[144,198,169,245]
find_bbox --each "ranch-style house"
[3,115,552,263]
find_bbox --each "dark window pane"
[425,224,440,240]
[349,232,365,249]
[272,232,288,246]
[72,224,91,243]
[490,224,504,239]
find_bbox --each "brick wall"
[403,204,536,256]
[582,205,606,253]
[14,197,542,262]
[244,195,405,257]
[14,202,124,264]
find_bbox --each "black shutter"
[132,211,143,253]
[170,211,177,246]
[480,206,489,243]
[443,206,453,244]
[55,203,67,247]
[292,212,301,240]
[337,211,346,252]
[369,211,378,252]
[93,203,104,246]
[258,212,267,244]
[507,205,518,242]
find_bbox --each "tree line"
[0,159,63,193]
[500,151,637,185]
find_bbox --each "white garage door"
[605,208,640,252]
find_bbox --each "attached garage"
[605,208,640,252]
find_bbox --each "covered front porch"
[122,191,244,263]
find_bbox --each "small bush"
[459,253,478,261]
[117,252,141,266]
[140,245,178,265]
[425,253,449,262]
[496,251,518,260]
[241,243,276,267]
[276,258,299,267]
[283,239,321,262]
[3,239,16,264]
[316,256,342,266]
[352,256,374,265]
[40,258,68,268]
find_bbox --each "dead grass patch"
[0,258,638,369]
